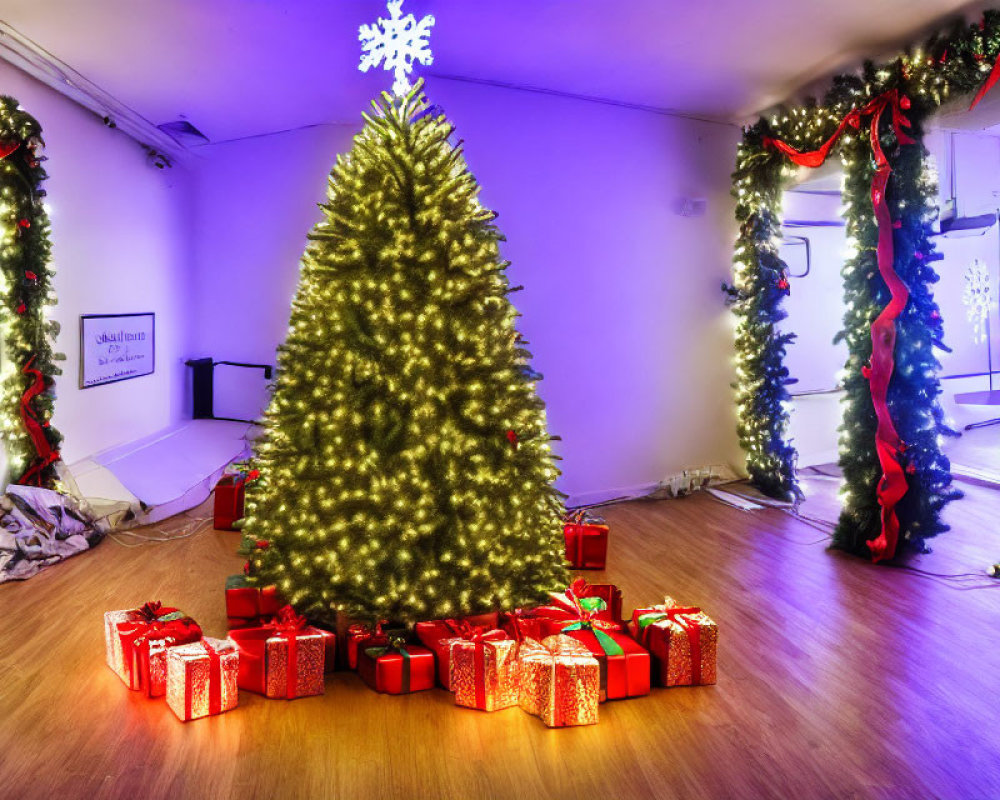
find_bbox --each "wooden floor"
[1,483,998,800]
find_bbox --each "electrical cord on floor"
[107,512,213,548]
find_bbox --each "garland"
[727,12,1000,559]
[0,96,62,487]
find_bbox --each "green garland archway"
[0,96,62,487]
[728,13,1000,559]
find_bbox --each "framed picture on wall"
[79,312,155,389]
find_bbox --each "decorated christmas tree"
[243,85,569,626]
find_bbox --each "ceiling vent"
[156,119,209,144]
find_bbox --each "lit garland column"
[0,96,62,488]
[727,138,799,500]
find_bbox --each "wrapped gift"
[563,509,609,569]
[104,602,203,696]
[414,612,500,689]
[346,621,387,670]
[229,606,325,699]
[358,633,435,695]
[166,637,239,721]
[213,469,257,530]
[225,574,284,630]
[500,609,550,643]
[574,581,623,624]
[531,582,649,701]
[518,635,599,727]
[449,630,518,711]
[629,598,717,687]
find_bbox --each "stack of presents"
[104,576,717,726]
[104,502,717,726]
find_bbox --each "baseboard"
[564,482,659,509]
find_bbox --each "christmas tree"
[243,84,569,626]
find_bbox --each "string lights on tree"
[0,95,62,487]
[241,83,569,625]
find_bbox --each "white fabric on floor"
[70,419,258,525]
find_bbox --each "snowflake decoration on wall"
[359,0,435,96]
[963,258,991,344]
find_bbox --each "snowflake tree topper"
[359,0,435,96]
[963,258,992,344]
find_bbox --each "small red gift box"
[529,581,650,701]
[563,509,609,569]
[629,598,718,687]
[414,612,500,689]
[518,635,600,727]
[229,606,325,699]
[225,574,284,630]
[214,472,250,530]
[166,637,239,721]
[346,622,386,670]
[450,631,518,711]
[104,602,203,697]
[357,635,435,695]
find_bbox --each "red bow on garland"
[763,89,914,563]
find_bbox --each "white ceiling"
[0,0,991,142]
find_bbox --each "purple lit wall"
[0,61,193,483]
[189,78,742,503]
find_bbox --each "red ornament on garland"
[24,270,36,281]
[15,302,26,314]
[777,277,790,292]
[506,430,519,449]
[17,218,29,229]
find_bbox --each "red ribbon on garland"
[763,89,915,562]
[0,140,19,161]
[17,356,60,487]
[971,50,1000,109]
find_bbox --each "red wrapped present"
[414,612,500,689]
[346,621,387,670]
[358,633,435,695]
[229,606,325,699]
[214,471,255,530]
[450,629,518,711]
[563,509,609,569]
[518,635,599,727]
[104,602,203,696]
[574,580,623,623]
[225,574,284,630]
[629,598,718,687]
[531,582,650,701]
[500,609,550,642]
[166,637,239,721]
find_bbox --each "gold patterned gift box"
[449,634,519,712]
[517,635,600,727]
[628,598,717,687]
[166,637,240,721]
[228,607,326,699]
[103,603,202,696]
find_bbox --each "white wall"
[189,78,743,503]
[0,62,193,484]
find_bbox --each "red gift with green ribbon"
[531,582,650,701]
[358,630,435,695]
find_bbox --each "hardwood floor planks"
[0,486,997,800]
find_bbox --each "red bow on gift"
[533,579,619,629]
[270,605,308,632]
